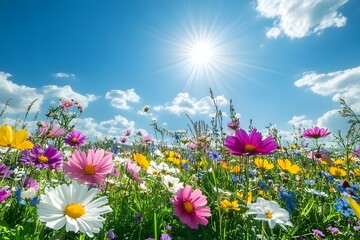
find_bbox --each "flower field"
[1,95,360,240]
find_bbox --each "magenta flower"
[0,163,13,178]
[123,129,131,136]
[224,128,278,156]
[60,99,73,109]
[141,135,152,143]
[64,130,86,147]
[120,137,127,143]
[303,126,331,139]
[38,121,66,139]
[63,149,114,184]
[20,145,63,170]
[125,159,143,184]
[0,188,11,203]
[172,185,211,229]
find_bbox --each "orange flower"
[231,165,241,173]
[0,125,33,150]
[277,159,301,174]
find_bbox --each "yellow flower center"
[183,201,194,213]
[83,164,96,175]
[71,137,78,143]
[265,211,272,219]
[64,203,85,219]
[38,155,49,163]
[244,144,255,152]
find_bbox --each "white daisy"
[161,175,184,194]
[247,197,293,230]
[37,181,112,237]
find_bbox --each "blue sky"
[1,0,360,142]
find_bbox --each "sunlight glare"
[190,41,214,66]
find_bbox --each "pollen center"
[244,144,255,152]
[83,164,96,175]
[183,201,195,213]
[71,137,78,143]
[265,211,272,219]
[64,203,85,219]
[38,155,49,163]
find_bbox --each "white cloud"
[288,115,313,128]
[105,89,140,110]
[52,72,76,79]
[153,92,228,116]
[256,0,348,39]
[294,65,360,134]
[294,66,360,111]
[0,72,44,113]
[42,85,98,109]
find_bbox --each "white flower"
[247,197,293,230]
[161,175,184,194]
[37,181,112,237]
[21,187,37,200]
[305,188,328,197]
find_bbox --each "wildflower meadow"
[1,92,360,240]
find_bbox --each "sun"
[189,41,214,66]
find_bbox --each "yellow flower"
[333,159,345,166]
[254,158,274,171]
[353,167,360,177]
[220,161,228,169]
[329,166,346,178]
[0,125,33,150]
[347,196,360,219]
[133,153,150,169]
[277,159,301,174]
[236,191,252,203]
[220,199,240,211]
[231,165,241,173]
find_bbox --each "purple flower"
[326,226,340,235]
[311,229,325,238]
[38,121,66,139]
[224,128,278,156]
[303,126,330,139]
[0,163,13,178]
[160,233,172,240]
[20,145,63,170]
[134,213,142,222]
[0,188,11,203]
[106,230,117,239]
[64,130,86,147]
[119,137,127,143]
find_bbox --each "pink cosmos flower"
[63,149,114,185]
[38,121,66,139]
[141,135,152,143]
[125,159,143,184]
[64,130,86,147]
[120,137,127,143]
[224,128,278,156]
[123,129,131,136]
[172,185,211,229]
[60,100,73,109]
[303,126,331,139]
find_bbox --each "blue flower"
[279,187,297,211]
[334,198,354,217]
[207,150,222,161]
[14,187,39,206]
